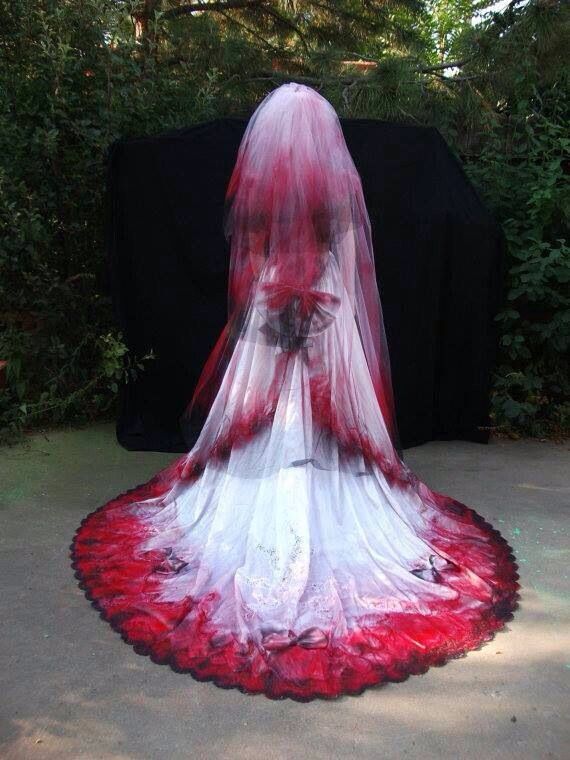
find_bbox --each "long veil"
[183,83,399,456]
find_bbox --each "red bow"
[262,626,328,651]
[262,283,339,317]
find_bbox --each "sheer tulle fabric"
[185,83,398,448]
[72,84,518,701]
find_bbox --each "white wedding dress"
[73,249,518,700]
[72,83,518,700]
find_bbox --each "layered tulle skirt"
[72,255,518,700]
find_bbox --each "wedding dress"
[72,84,518,700]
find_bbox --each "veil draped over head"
[185,83,399,449]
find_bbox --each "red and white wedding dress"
[72,84,518,701]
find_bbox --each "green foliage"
[449,1,570,437]
[467,85,570,436]
[0,0,229,441]
[0,0,568,442]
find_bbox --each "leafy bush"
[460,0,570,436]
[468,88,570,436]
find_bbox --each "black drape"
[107,118,505,453]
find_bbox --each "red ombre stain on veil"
[183,83,399,449]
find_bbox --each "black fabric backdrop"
[108,118,505,453]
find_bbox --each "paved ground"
[0,424,568,760]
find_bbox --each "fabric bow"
[262,283,340,318]
[262,626,328,651]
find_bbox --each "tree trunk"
[133,0,163,68]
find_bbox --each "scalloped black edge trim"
[70,472,520,703]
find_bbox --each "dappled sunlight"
[3,584,568,759]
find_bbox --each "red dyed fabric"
[72,450,518,700]
[72,84,518,701]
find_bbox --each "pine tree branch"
[163,0,264,20]
[260,5,311,52]
[431,71,481,82]
[162,0,310,51]
[218,8,282,52]
[420,58,473,72]
[342,51,474,73]
[308,0,373,27]
[250,70,355,87]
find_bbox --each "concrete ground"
[0,424,568,760]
